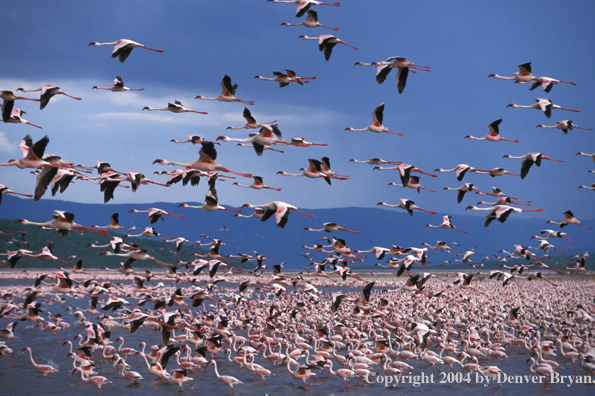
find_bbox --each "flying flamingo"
[350,158,401,165]
[433,164,481,182]
[506,98,580,118]
[15,210,108,237]
[502,152,563,179]
[226,107,277,130]
[465,205,544,227]
[576,152,595,162]
[153,142,253,178]
[241,201,315,228]
[374,164,437,188]
[217,124,287,156]
[128,208,185,224]
[531,229,575,251]
[91,213,135,231]
[233,176,281,191]
[142,100,207,114]
[196,75,254,105]
[269,0,341,18]
[546,210,592,230]
[0,183,33,204]
[21,347,59,377]
[426,215,467,233]
[476,196,530,207]
[16,85,81,110]
[579,183,595,191]
[377,199,437,216]
[298,34,357,60]
[536,120,593,133]
[1,106,42,128]
[169,135,219,145]
[88,39,164,62]
[92,76,144,92]
[464,119,518,143]
[355,56,431,93]
[304,222,360,234]
[529,76,576,93]
[287,137,328,147]
[345,103,403,136]
[277,158,347,185]
[474,167,521,177]
[488,62,540,84]
[1,90,40,122]
[255,69,316,87]
[388,175,436,193]
[443,183,478,203]
[234,208,265,219]
[178,194,241,213]
[281,9,338,30]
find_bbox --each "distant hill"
[1,195,592,271]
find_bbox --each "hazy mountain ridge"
[1,195,592,270]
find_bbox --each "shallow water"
[1,279,594,396]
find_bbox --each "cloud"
[0,132,16,154]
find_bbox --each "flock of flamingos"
[1,0,594,394]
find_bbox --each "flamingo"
[92,76,144,92]
[281,9,338,30]
[142,100,207,114]
[377,199,437,216]
[355,56,431,93]
[15,210,108,237]
[1,106,42,128]
[74,367,112,394]
[529,76,576,92]
[526,357,554,390]
[21,347,58,377]
[196,75,254,105]
[434,164,481,182]
[255,69,316,87]
[425,215,467,233]
[349,158,401,165]
[178,194,241,213]
[374,164,437,188]
[474,167,520,177]
[531,229,576,251]
[226,107,277,130]
[233,176,281,191]
[277,158,347,185]
[464,119,518,143]
[217,124,287,156]
[345,103,403,136]
[298,34,358,60]
[208,359,242,395]
[287,137,328,147]
[241,201,315,228]
[0,90,40,122]
[304,222,360,234]
[16,85,81,110]
[506,98,580,118]
[488,62,540,84]
[0,183,33,204]
[577,152,595,162]
[546,210,592,230]
[91,213,134,231]
[234,207,265,219]
[0,135,58,172]
[465,205,544,227]
[268,0,341,18]
[153,142,253,178]
[579,183,595,191]
[88,39,163,62]
[128,207,185,223]
[502,152,563,179]
[537,120,593,133]
[443,183,478,203]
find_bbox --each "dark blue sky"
[1,0,593,233]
